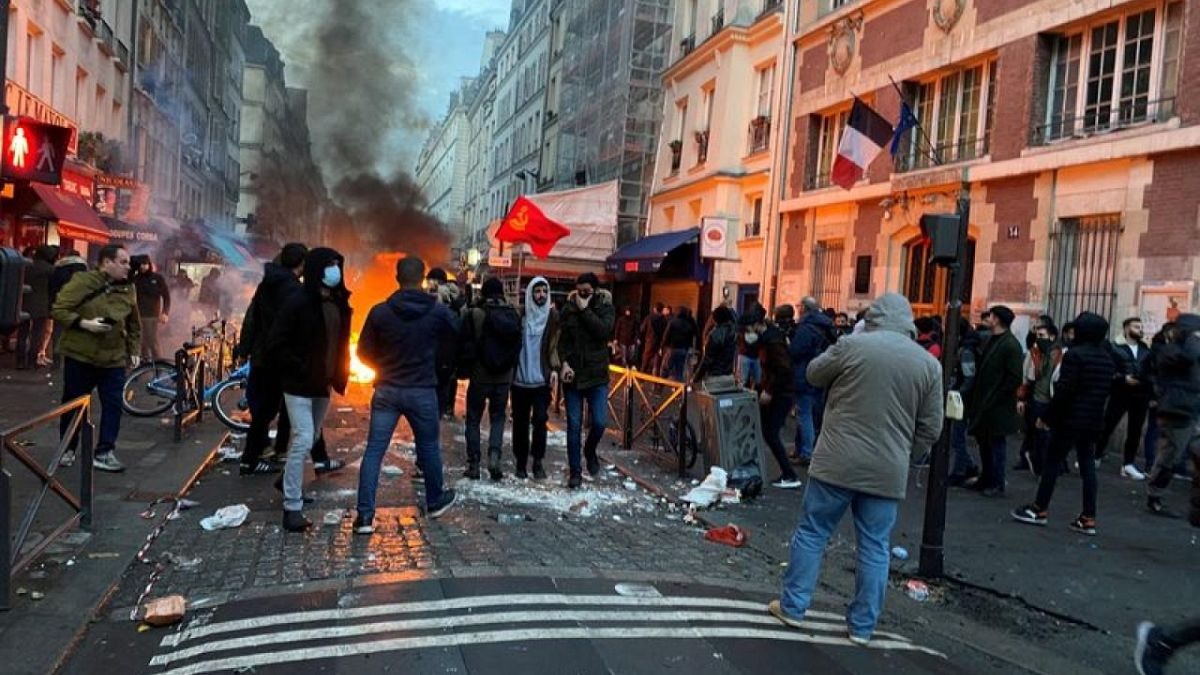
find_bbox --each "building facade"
[414,85,472,244]
[132,0,185,219]
[771,0,1200,333]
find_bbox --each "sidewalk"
[599,427,1200,675]
[0,363,229,675]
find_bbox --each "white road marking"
[152,626,944,675]
[151,608,912,667]
[161,594,852,647]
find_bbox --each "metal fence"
[606,365,697,478]
[811,240,845,310]
[1046,214,1122,323]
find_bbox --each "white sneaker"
[771,478,803,489]
[1121,464,1146,481]
[93,453,126,473]
[59,451,76,468]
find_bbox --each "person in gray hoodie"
[510,277,560,480]
[769,293,943,645]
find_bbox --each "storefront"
[606,227,709,320]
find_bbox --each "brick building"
[771,0,1199,335]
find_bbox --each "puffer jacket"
[557,288,616,390]
[1044,312,1115,432]
[1154,313,1200,427]
[791,311,835,394]
[23,256,54,319]
[51,270,140,368]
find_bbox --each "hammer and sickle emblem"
[509,205,529,232]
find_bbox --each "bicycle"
[121,355,251,432]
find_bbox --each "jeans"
[762,393,798,481]
[1147,422,1199,499]
[737,355,761,388]
[640,346,661,375]
[1034,428,1099,517]
[357,385,445,516]
[1100,390,1151,465]
[16,318,51,368]
[139,317,162,361]
[59,357,125,456]
[281,393,330,512]
[436,366,456,416]
[465,381,510,466]
[1027,401,1052,474]
[510,384,550,469]
[949,419,975,477]
[780,478,899,638]
[977,434,1009,490]
[565,383,608,476]
[793,389,820,460]
[243,367,290,465]
[664,348,689,381]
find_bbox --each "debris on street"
[142,595,187,626]
[704,524,748,548]
[904,579,930,602]
[680,467,728,508]
[199,504,251,531]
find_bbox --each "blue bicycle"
[121,359,252,431]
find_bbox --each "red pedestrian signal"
[2,116,73,185]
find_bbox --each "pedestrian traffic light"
[0,247,30,331]
[919,213,962,266]
[2,116,73,184]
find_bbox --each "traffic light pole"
[0,0,10,235]
[918,174,971,579]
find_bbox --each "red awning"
[30,183,110,244]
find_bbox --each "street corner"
[71,575,960,675]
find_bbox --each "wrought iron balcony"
[680,34,696,57]
[1034,97,1176,145]
[747,116,771,154]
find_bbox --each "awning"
[605,227,699,273]
[200,225,255,267]
[30,183,110,245]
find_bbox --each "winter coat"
[806,293,944,500]
[694,321,736,381]
[1153,313,1200,427]
[434,282,464,375]
[359,289,460,389]
[640,313,668,352]
[790,311,836,394]
[1044,313,1116,433]
[264,249,352,397]
[49,256,87,306]
[968,330,1024,437]
[757,326,794,398]
[236,262,302,368]
[51,270,140,368]
[515,304,561,388]
[463,298,520,385]
[557,288,616,390]
[133,270,171,318]
[662,314,698,351]
[614,312,638,346]
[22,257,54,319]
[1109,339,1154,398]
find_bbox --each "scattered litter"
[455,477,654,519]
[681,468,728,508]
[495,513,527,524]
[30,591,45,601]
[614,583,662,598]
[178,499,200,510]
[200,504,250,531]
[704,524,748,548]
[137,624,152,633]
[612,515,623,522]
[160,552,202,570]
[904,579,930,602]
[13,440,35,447]
[143,595,187,626]
[217,446,242,462]
[605,464,617,471]
[720,488,741,504]
[323,511,343,526]
[139,510,157,520]
[65,559,75,567]
[381,465,404,477]
[87,552,120,560]
[569,500,589,514]
[15,587,27,596]
[891,546,909,561]
[622,480,638,491]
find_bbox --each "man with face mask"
[739,303,802,489]
[556,272,615,488]
[1097,317,1154,480]
[1017,324,1061,475]
[511,277,560,479]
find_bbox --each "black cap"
[482,277,504,299]
[576,272,600,287]
[426,267,448,283]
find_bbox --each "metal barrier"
[606,365,693,478]
[0,395,94,610]
[173,344,207,442]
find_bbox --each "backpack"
[478,304,523,374]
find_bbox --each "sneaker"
[981,487,1007,498]
[313,459,345,475]
[515,467,528,479]
[282,510,312,532]
[1135,621,1171,675]
[271,476,315,504]
[465,465,481,480]
[487,453,503,481]
[1069,515,1097,536]
[352,515,375,535]
[1146,497,1182,519]
[427,489,457,519]
[240,460,280,476]
[767,600,805,629]
[1121,464,1146,481]
[585,454,600,477]
[93,453,126,473]
[567,473,583,489]
[771,477,802,489]
[1011,504,1048,526]
[532,463,547,481]
[59,451,76,468]
[847,633,872,647]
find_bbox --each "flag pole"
[888,75,941,166]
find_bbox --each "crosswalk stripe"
[152,625,944,675]
[150,608,913,667]
[161,593,851,647]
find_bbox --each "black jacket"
[662,314,698,351]
[133,271,171,318]
[758,326,795,398]
[264,249,352,397]
[790,312,836,393]
[237,262,301,367]
[1109,339,1153,397]
[1153,313,1200,427]
[50,256,87,306]
[359,289,460,389]
[1045,313,1115,433]
[640,313,668,350]
[694,321,735,381]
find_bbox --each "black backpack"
[478,304,523,374]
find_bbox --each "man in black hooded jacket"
[1143,312,1200,519]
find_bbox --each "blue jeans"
[793,389,820,460]
[737,355,761,388]
[565,383,608,475]
[665,348,689,381]
[976,433,1009,490]
[60,357,125,456]
[949,419,974,477]
[357,385,445,516]
[780,478,899,638]
[465,381,510,465]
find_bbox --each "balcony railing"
[694,129,709,165]
[95,19,115,56]
[679,34,696,57]
[894,135,991,173]
[806,170,833,190]
[668,141,682,174]
[115,39,130,69]
[759,0,784,18]
[543,110,557,128]
[747,116,771,154]
[744,220,762,238]
[711,8,725,35]
[1034,97,1176,146]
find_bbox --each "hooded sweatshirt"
[805,293,944,499]
[1153,313,1200,427]
[237,261,301,366]
[515,276,558,387]
[1045,312,1115,432]
[265,248,352,397]
[359,288,460,389]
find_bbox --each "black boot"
[488,451,503,481]
[282,510,311,532]
[465,462,481,480]
[567,472,582,489]
[584,447,600,477]
[532,461,546,481]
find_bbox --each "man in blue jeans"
[790,297,836,465]
[354,256,460,533]
[768,294,942,644]
[556,273,615,488]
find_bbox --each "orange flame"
[348,333,376,384]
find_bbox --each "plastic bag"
[681,467,728,507]
[200,504,250,531]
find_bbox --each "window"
[811,241,845,311]
[745,197,763,237]
[1046,215,1122,323]
[1041,2,1181,143]
[903,238,976,317]
[50,48,63,108]
[901,61,995,171]
[809,108,848,189]
[26,27,42,93]
[756,64,775,118]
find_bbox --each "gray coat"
[805,293,944,500]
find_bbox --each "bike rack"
[0,395,94,610]
[606,365,691,478]
[174,344,207,442]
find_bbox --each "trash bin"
[692,376,768,497]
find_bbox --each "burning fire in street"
[348,334,376,384]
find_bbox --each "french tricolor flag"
[831,98,895,190]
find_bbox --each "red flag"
[496,196,571,259]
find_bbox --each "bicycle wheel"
[122,360,179,416]
[667,421,702,469]
[212,378,251,431]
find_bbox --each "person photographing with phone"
[51,244,141,473]
[556,272,615,488]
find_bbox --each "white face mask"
[744,332,760,345]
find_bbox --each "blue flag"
[890,102,918,157]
